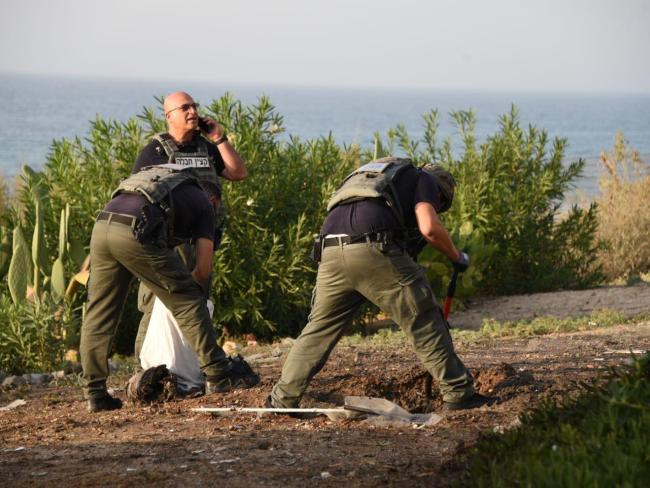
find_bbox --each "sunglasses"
[166,102,200,115]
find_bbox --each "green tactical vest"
[327,157,414,226]
[112,164,200,245]
[154,132,226,231]
[326,157,425,254]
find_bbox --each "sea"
[1,73,649,199]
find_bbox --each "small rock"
[64,349,79,363]
[30,373,52,385]
[2,375,27,388]
[52,370,66,379]
[321,471,332,479]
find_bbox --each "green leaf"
[51,257,66,302]
[67,237,86,268]
[8,227,32,304]
[459,221,473,237]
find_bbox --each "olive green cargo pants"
[80,219,228,400]
[133,242,207,361]
[271,242,475,406]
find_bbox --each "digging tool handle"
[442,270,459,319]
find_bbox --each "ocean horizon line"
[2,71,650,98]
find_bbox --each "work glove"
[452,251,470,272]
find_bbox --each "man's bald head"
[163,91,199,140]
[164,91,195,115]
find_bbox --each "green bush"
[0,96,605,360]
[370,106,602,296]
[0,295,81,374]
[202,95,357,337]
[460,353,650,487]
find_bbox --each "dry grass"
[596,132,650,281]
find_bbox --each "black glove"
[452,251,470,272]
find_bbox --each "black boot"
[443,393,496,411]
[206,355,260,394]
[88,393,123,413]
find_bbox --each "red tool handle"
[442,270,459,319]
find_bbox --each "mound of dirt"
[474,363,536,400]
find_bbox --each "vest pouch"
[310,235,323,262]
[133,204,167,247]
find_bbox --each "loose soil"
[2,284,650,487]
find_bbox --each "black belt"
[96,211,137,227]
[322,233,387,248]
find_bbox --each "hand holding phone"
[198,117,212,133]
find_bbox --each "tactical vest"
[112,164,200,246]
[326,157,425,255]
[154,132,226,232]
[327,157,414,226]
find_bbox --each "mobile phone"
[198,117,211,132]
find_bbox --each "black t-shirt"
[321,166,444,236]
[104,184,215,242]
[132,133,226,176]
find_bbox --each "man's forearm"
[415,202,461,262]
[192,237,215,283]
[423,221,460,262]
[217,141,247,180]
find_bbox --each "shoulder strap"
[153,133,178,162]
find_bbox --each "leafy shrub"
[201,95,357,338]
[370,106,602,296]
[596,132,650,281]
[0,97,606,357]
[0,295,80,374]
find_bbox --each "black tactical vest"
[326,157,425,255]
[112,164,200,246]
[154,132,226,232]
[327,157,413,226]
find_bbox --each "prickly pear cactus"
[51,257,66,301]
[32,202,48,296]
[0,230,10,279]
[51,206,68,301]
[8,227,32,304]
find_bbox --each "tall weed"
[596,132,650,281]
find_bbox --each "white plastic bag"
[140,298,213,392]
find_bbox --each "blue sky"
[0,0,648,92]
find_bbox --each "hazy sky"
[1,0,648,92]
